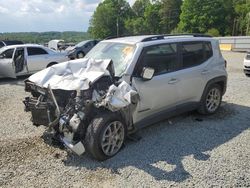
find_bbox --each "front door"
[132,43,180,124]
[0,48,16,78]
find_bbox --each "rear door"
[132,43,180,123]
[0,48,16,78]
[26,47,49,72]
[175,41,213,104]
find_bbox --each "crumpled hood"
[28,58,113,90]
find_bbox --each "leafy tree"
[0,32,89,44]
[233,0,250,35]
[132,0,151,17]
[178,0,230,35]
[88,0,132,39]
[125,17,147,35]
[144,2,162,34]
[159,0,182,33]
[125,0,161,35]
[124,0,151,35]
[206,28,220,36]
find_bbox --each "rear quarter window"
[27,47,48,56]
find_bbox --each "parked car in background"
[48,39,65,51]
[0,40,23,49]
[243,52,250,76]
[67,40,100,59]
[0,44,69,78]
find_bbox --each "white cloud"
[0,5,9,14]
[0,0,136,32]
[55,5,65,13]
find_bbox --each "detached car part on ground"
[23,35,227,161]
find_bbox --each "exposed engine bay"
[23,58,138,156]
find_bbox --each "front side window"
[0,48,14,59]
[85,42,136,77]
[27,47,48,56]
[139,43,178,76]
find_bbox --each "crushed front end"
[23,59,138,156]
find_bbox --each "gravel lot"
[0,52,249,188]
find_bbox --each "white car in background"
[243,53,250,76]
[0,44,69,78]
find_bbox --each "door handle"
[201,70,209,75]
[168,78,179,84]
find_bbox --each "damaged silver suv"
[23,34,227,161]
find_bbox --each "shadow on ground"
[48,102,249,182]
[0,76,29,86]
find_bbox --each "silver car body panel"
[0,58,16,78]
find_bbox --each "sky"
[0,0,135,33]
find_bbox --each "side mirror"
[141,67,155,80]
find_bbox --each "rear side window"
[0,49,14,59]
[140,43,178,75]
[27,47,48,56]
[181,41,213,68]
[204,42,213,59]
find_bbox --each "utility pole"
[116,0,120,37]
[117,17,119,37]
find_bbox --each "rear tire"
[198,84,222,115]
[85,112,126,161]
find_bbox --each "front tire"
[47,62,57,68]
[77,51,85,59]
[85,112,126,161]
[198,84,222,115]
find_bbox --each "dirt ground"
[0,51,249,187]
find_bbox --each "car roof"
[0,44,45,51]
[103,34,215,45]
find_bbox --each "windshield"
[76,41,89,48]
[85,42,136,77]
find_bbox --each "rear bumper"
[244,65,250,75]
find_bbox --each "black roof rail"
[141,35,165,42]
[140,33,212,42]
[164,33,212,38]
[104,36,118,40]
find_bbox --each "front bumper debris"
[62,137,85,155]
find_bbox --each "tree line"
[0,32,90,44]
[88,0,250,38]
